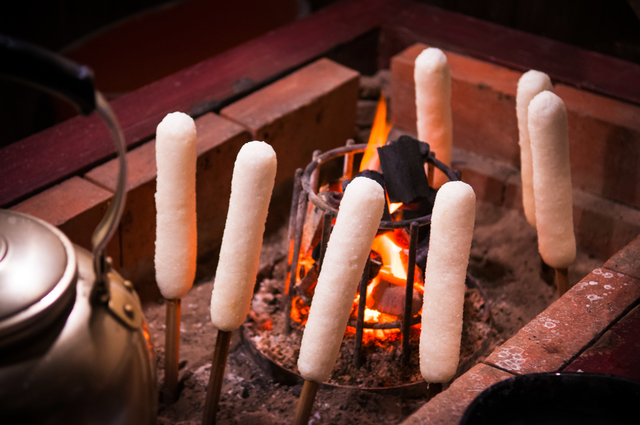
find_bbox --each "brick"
[604,234,640,280]
[485,268,640,374]
[573,189,640,261]
[390,43,520,167]
[451,142,640,262]
[86,113,250,301]
[555,84,640,134]
[565,109,640,210]
[452,147,518,207]
[564,303,640,380]
[86,139,158,300]
[452,151,640,261]
[401,364,514,425]
[425,136,640,261]
[503,173,525,214]
[192,114,252,277]
[220,58,360,186]
[10,176,120,266]
[87,135,156,194]
[391,43,640,209]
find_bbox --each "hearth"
[4,1,640,424]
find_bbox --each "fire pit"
[4,1,640,424]
[240,134,492,393]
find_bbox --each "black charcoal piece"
[295,263,319,297]
[416,234,430,274]
[378,137,433,204]
[367,250,383,282]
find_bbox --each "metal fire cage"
[285,138,460,366]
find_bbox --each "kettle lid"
[0,210,77,347]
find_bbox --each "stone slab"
[485,268,640,374]
[221,57,360,186]
[401,364,514,425]
[564,303,640,380]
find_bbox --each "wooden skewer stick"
[293,380,319,425]
[556,267,569,297]
[165,298,181,402]
[202,330,232,425]
[427,382,443,400]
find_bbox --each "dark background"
[1,0,639,148]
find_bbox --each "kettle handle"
[0,34,96,115]
[0,35,127,302]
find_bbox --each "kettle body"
[0,35,157,423]
[0,211,156,424]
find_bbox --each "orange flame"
[289,96,428,345]
[388,202,403,215]
[359,95,392,172]
[372,232,407,281]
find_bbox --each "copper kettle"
[0,36,156,423]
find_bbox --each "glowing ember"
[371,232,407,280]
[388,202,403,215]
[293,227,425,343]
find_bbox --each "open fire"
[291,227,425,341]
[286,97,443,351]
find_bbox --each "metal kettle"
[0,36,156,423]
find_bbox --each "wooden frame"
[2,0,639,207]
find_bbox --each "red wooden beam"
[0,0,384,207]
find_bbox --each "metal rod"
[286,169,304,293]
[301,141,458,227]
[293,380,319,425]
[348,316,420,330]
[310,150,322,193]
[165,298,181,403]
[317,211,335,270]
[285,189,309,334]
[202,330,232,425]
[556,267,570,297]
[403,222,419,365]
[354,258,371,368]
[343,139,355,180]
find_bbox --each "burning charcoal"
[378,136,434,204]
[402,199,436,224]
[301,204,323,258]
[342,170,392,221]
[301,191,343,257]
[369,280,423,317]
[311,241,321,262]
[294,263,319,305]
[416,236,430,273]
[368,251,383,282]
